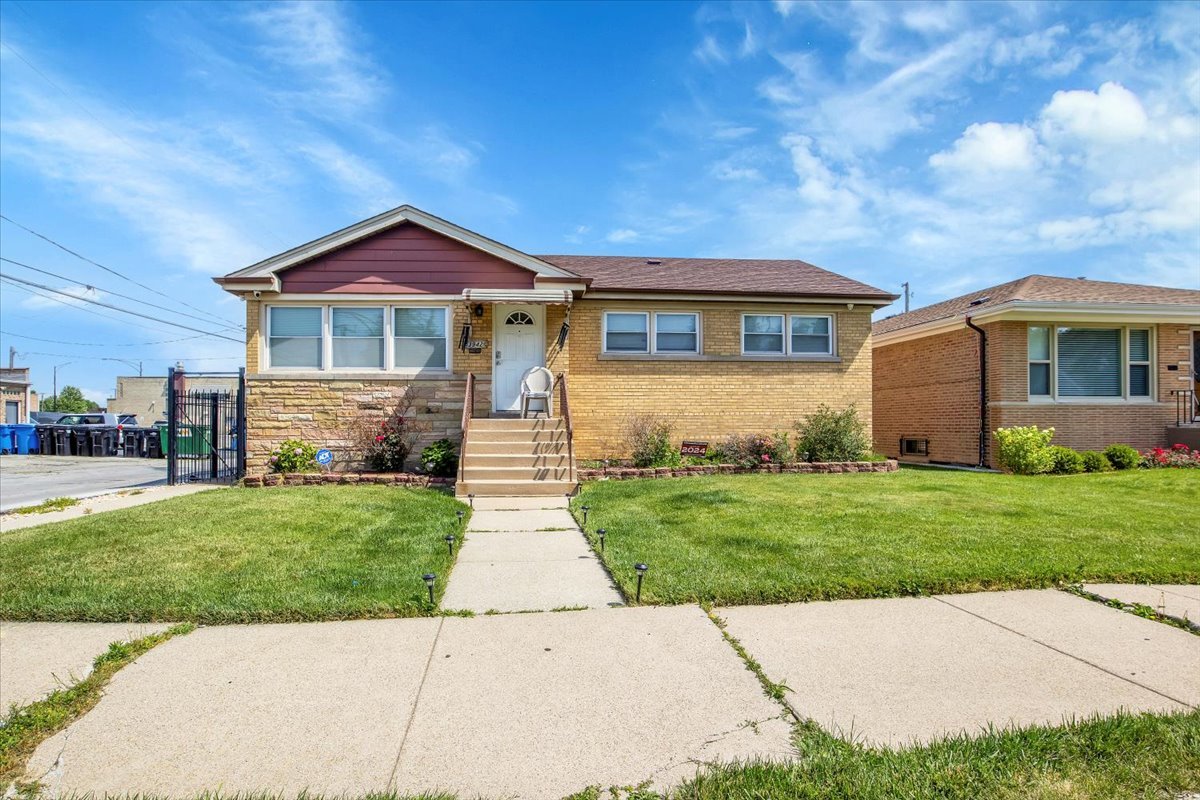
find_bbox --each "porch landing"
[456,417,578,498]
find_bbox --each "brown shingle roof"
[537,254,896,301]
[873,274,1200,336]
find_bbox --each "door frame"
[492,304,546,413]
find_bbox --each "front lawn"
[573,469,1200,606]
[0,486,467,623]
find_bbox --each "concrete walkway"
[442,496,623,613]
[0,622,170,709]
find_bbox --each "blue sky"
[2,0,1198,404]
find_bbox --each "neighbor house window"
[331,307,385,369]
[654,313,699,353]
[394,307,448,370]
[791,315,833,354]
[742,314,785,354]
[1027,325,1153,400]
[604,312,649,352]
[268,306,322,369]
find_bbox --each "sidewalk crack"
[387,616,445,789]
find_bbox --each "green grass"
[0,623,194,787]
[0,486,468,623]
[5,496,80,515]
[573,469,1200,606]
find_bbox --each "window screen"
[743,315,784,353]
[331,307,384,368]
[268,307,322,368]
[394,308,448,369]
[1056,328,1120,397]
[791,316,832,354]
[605,313,649,352]
[655,313,698,353]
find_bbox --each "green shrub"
[862,451,889,462]
[993,425,1056,475]
[419,438,459,477]
[1049,445,1086,474]
[623,414,679,468]
[1104,443,1141,470]
[269,439,318,473]
[1080,450,1112,473]
[718,432,792,467]
[794,404,870,462]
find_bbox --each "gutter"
[964,316,988,469]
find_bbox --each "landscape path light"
[422,573,437,605]
[597,528,606,553]
[468,493,475,509]
[444,533,456,556]
[581,505,590,527]
[635,562,648,603]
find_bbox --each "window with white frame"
[332,307,385,369]
[1027,325,1153,400]
[268,306,322,368]
[604,312,649,352]
[791,315,833,354]
[654,313,699,353]
[742,314,785,354]
[394,307,448,370]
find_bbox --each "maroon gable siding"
[280,222,535,294]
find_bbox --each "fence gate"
[167,367,246,485]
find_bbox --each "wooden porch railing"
[555,371,575,484]
[458,372,475,486]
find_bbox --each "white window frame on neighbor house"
[1026,323,1155,402]
[601,311,703,355]
[741,313,836,357]
[263,303,452,374]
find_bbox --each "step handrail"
[555,371,575,484]
[459,372,475,487]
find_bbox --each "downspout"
[964,316,988,468]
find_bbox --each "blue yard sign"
[315,448,333,466]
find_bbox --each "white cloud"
[694,35,728,65]
[713,124,757,141]
[606,228,641,243]
[1039,82,1148,145]
[929,122,1042,174]
[295,140,402,215]
[1036,216,1104,247]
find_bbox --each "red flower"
[375,435,385,442]
[761,453,771,462]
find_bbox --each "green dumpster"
[154,422,169,457]
[175,424,212,456]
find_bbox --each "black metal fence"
[167,367,246,485]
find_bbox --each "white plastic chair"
[520,366,554,418]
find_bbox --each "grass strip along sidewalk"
[0,486,468,623]
[573,469,1199,606]
[0,624,194,788]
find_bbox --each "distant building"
[107,375,240,423]
[1,367,38,424]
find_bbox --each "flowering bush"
[366,417,415,472]
[269,439,318,473]
[1141,443,1200,468]
[993,425,1056,475]
[419,438,459,477]
[622,414,679,468]
[794,405,869,462]
[717,432,793,467]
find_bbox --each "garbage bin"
[73,428,93,457]
[175,424,211,457]
[154,422,168,457]
[122,427,141,457]
[54,426,74,455]
[12,424,38,454]
[93,428,119,457]
[145,427,163,459]
[0,424,12,454]
[37,425,54,455]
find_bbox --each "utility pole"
[7,346,14,368]
[901,281,911,313]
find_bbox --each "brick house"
[215,206,896,494]
[872,275,1200,468]
[1,367,38,424]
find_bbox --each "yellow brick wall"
[566,300,874,459]
[245,297,260,373]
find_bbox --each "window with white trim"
[268,306,322,368]
[791,315,833,354]
[332,307,384,369]
[1027,325,1154,400]
[394,307,448,370]
[654,313,699,353]
[604,312,649,352]
[742,314,785,354]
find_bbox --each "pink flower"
[293,447,302,455]
[375,435,385,442]
[761,453,771,462]
[269,455,278,462]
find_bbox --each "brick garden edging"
[578,460,898,481]
[243,472,454,489]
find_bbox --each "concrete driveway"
[0,456,166,512]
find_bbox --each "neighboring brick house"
[1,367,38,424]
[214,206,896,492]
[872,275,1200,468]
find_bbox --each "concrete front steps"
[457,417,578,497]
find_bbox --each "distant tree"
[42,385,98,413]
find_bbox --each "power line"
[0,257,243,332]
[0,272,243,342]
[0,214,244,329]
[0,329,208,347]
[0,276,200,337]
[17,349,240,363]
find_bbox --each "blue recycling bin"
[12,424,38,454]
[0,424,12,454]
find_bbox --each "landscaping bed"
[243,471,453,488]
[0,486,467,623]
[579,459,897,481]
[571,468,1200,606]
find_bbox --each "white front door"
[493,304,545,412]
